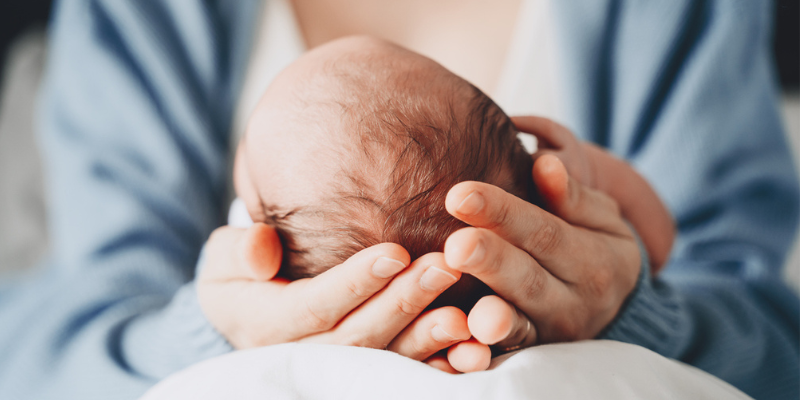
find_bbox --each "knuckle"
[521,268,547,300]
[343,278,372,300]
[403,336,428,359]
[526,220,562,256]
[497,201,513,228]
[395,296,424,318]
[299,300,333,332]
[487,197,514,231]
[585,267,613,299]
[462,230,497,276]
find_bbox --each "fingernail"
[420,266,458,291]
[371,257,406,278]
[464,239,486,266]
[457,192,484,215]
[431,325,459,343]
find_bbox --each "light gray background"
[0,31,798,290]
[0,30,47,277]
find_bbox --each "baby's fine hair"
[264,46,534,279]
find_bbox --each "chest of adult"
[291,0,522,96]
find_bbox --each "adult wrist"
[596,226,687,358]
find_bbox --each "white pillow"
[141,340,750,400]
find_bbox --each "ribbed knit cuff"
[123,281,234,380]
[597,228,688,359]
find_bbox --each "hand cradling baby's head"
[235,36,532,307]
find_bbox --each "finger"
[443,227,571,318]
[533,155,628,236]
[468,295,537,351]
[445,182,593,280]
[303,253,461,348]
[530,148,591,186]
[446,181,570,264]
[447,339,492,373]
[387,306,470,361]
[425,355,460,374]
[511,116,572,149]
[201,223,282,282]
[202,243,410,347]
[241,223,283,280]
[287,243,411,336]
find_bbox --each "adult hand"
[443,153,641,355]
[197,224,471,365]
[514,115,673,272]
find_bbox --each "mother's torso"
[231,0,562,157]
[291,0,521,96]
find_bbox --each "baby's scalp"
[243,36,533,281]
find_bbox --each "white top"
[231,0,564,150]
[493,0,563,152]
[231,0,307,142]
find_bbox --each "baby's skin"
[234,36,675,371]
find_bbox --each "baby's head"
[236,37,532,304]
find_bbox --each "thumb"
[202,223,282,282]
[533,154,627,235]
[241,223,283,281]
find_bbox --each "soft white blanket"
[141,340,750,400]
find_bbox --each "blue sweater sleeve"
[0,1,255,398]
[574,1,800,399]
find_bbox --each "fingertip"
[416,253,462,291]
[468,295,515,345]
[533,154,569,205]
[533,154,568,188]
[431,307,470,343]
[443,227,482,271]
[445,181,480,216]
[243,223,282,280]
[447,339,492,373]
[345,242,411,278]
[368,242,412,266]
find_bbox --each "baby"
[234,36,673,312]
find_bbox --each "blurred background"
[0,1,798,289]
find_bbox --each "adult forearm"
[0,267,231,399]
[123,282,233,379]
